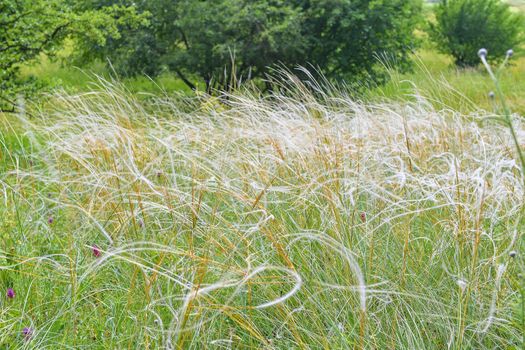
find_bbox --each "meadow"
[1,68,525,348]
[1,2,525,350]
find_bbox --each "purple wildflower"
[47,217,54,225]
[6,288,15,299]
[92,244,101,258]
[22,327,32,340]
[360,212,366,223]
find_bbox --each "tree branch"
[175,69,196,91]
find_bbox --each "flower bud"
[92,244,101,258]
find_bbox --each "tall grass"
[0,74,524,349]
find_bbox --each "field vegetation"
[1,0,525,349]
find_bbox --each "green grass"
[372,49,525,114]
[0,76,523,348]
[20,53,193,96]
[22,45,525,115]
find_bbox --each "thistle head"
[92,244,101,258]
[6,288,15,299]
[359,212,366,223]
[47,217,54,225]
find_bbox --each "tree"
[431,0,524,67]
[74,0,423,91]
[294,0,422,83]
[73,0,305,92]
[171,0,305,92]
[0,0,146,111]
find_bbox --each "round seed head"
[488,91,495,99]
[478,48,488,58]
[506,49,514,57]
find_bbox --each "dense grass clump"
[0,77,524,349]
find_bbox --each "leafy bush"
[430,0,524,67]
[75,0,422,91]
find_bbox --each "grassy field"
[0,74,524,348]
[21,46,525,115]
[373,49,525,114]
[2,2,525,349]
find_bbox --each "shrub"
[430,0,524,67]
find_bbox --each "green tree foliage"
[431,0,524,67]
[76,0,422,91]
[294,0,422,82]
[0,0,146,111]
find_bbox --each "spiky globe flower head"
[478,48,488,58]
[47,217,54,225]
[6,288,15,299]
[506,49,514,57]
[509,250,517,258]
[488,91,495,99]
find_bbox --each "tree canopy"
[1,0,422,102]
[431,0,524,67]
[0,0,146,111]
[74,0,422,92]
